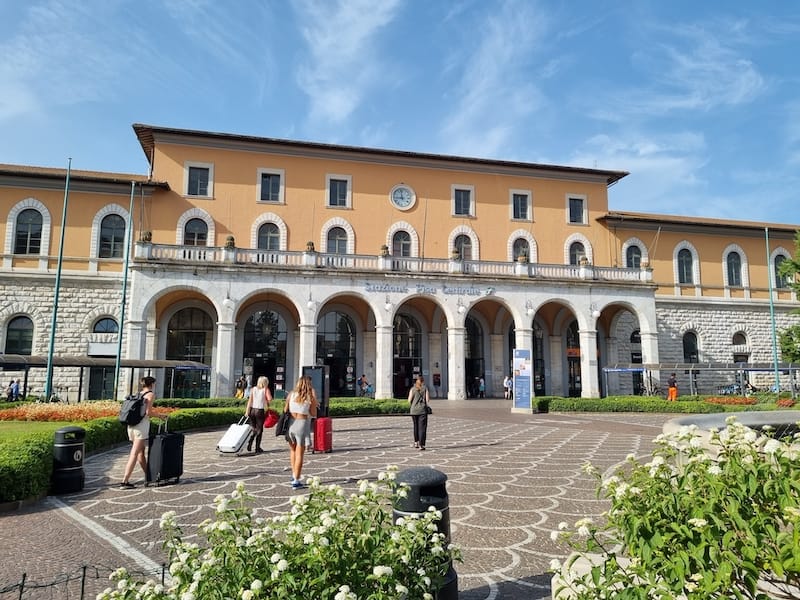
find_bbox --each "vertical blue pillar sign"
[512,349,532,413]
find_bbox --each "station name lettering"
[365,283,482,296]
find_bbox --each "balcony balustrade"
[134,242,650,283]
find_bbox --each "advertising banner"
[512,348,532,413]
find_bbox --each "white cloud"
[294,0,401,124]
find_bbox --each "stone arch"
[722,243,750,288]
[320,217,356,254]
[563,232,593,264]
[3,197,53,258]
[176,208,215,246]
[250,212,288,250]
[448,225,480,260]
[386,221,420,257]
[621,237,649,267]
[673,240,701,285]
[507,229,537,262]
[89,204,130,258]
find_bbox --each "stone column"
[549,335,564,397]
[579,328,600,398]
[447,326,466,399]
[489,333,504,397]
[214,321,236,398]
[298,323,317,373]
[375,325,394,399]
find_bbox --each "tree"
[778,231,800,360]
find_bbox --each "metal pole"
[44,158,71,401]
[765,227,781,392]
[113,181,136,400]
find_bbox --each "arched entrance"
[316,311,357,396]
[393,313,423,398]
[164,307,212,398]
[465,315,484,398]
[566,319,581,397]
[243,309,287,395]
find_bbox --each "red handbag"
[264,409,279,428]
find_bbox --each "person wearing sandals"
[245,375,272,453]
[408,375,430,450]
[119,376,155,489]
[284,375,318,489]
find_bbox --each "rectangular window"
[257,169,285,203]
[326,174,352,208]
[452,185,474,216]
[185,162,214,197]
[567,195,586,224]
[510,190,531,220]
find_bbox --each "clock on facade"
[390,185,416,210]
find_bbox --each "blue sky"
[1,0,799,224]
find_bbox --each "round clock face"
[390,185,416,210]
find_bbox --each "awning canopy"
[0,354,209,370]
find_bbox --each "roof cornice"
[600,210,800,236]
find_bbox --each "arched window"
[682,332,698,363]
[732,332,747,346]
[99,214,126,258]
[5,316,33,355]
[392,231,411,257]
[732,332,749,363]
[512,238,530,261]
[727,251,742,287]
[569,241,585,265]
[626,245,642,269]
[678,249,694,284]
[184,218,208,246]
[454,234,472,261]
[326,227,348,254]
[14,209,43,255]
[775,255,789,289]
[93,317,118,333]
[257,223,280,250]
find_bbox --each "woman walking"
[284,375,318,489]
[245,375,272,453]
[408,375,430,450]
[119,376,155,488]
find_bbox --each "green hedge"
[0,431,55,503]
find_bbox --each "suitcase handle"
[239,415,249,426]
[156,415,171,435]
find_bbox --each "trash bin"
[52,426,85,494]
[393,467,458,599]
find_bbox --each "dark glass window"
[99,214,126,258]
[569,242,585,265]
[93,317,118,333]
[184,218,208,246]
[5,316,33,355]
[727,252,742,287]
[260,173,281,202]
[678,249,694,284]
[188,166,210,196]
[454,234,472,260]
[257,223,280,250]
[328,179,348,207]
[512,193,528,220]
[14,209,42,255]
[683,332,699,362]
[775,255,789,289]
[454,189,471,216]
[392,231,411,257]
[626,245,642,268]
[568,197,584,224]
[512,238,529,261]
[327,227,348,254]
[732,332,747,346]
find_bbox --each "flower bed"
[0,401,176,422]
[704,395,757,406]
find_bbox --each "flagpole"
[113,181,136,399]
[44,158,71,401]
[765,227,781,392]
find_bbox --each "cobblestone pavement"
[0,401,674,599]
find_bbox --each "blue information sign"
[512,348,532,412]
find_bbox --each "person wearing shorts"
[120,376,155,489]
[284,375,318,489]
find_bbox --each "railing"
[135,242,651,283]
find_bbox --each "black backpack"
[119,392,145,426]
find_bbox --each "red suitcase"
[313,417,333,453]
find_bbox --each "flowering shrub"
[0,401,175,422]
[777,398,796,408]
[705,396,757,406]
[98,466,460,600]
[552,417,800,599]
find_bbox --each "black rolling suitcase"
[147,419,184,486]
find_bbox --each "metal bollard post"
[393,466,458,599]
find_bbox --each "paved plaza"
[0,401,674,599]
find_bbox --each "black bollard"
[393,466,458,599]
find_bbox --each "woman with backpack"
[120,376,155,489]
